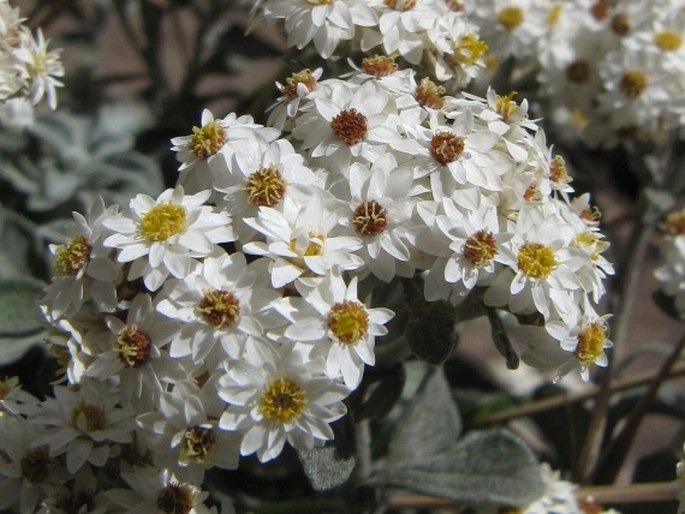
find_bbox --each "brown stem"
[591,332,685,484]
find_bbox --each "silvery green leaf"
[0,207,46,279]
[378,428,544,507]
[0,332,44,366]
[0,277,46,337]
[298,446,356,491]
[298,415,356,491]
[406,300,458,365]
[387,366,461,465]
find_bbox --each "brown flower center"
[116,325,152,368]
[430,131,465,165]
[352,200,388,236]
[463,230,498,267]
[197,289,240,329]
[362,55,397,77]
[243,165,286,207]
[330,108,368,145]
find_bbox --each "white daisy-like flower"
[155,250,284,365]
[291,80,401,169]
[84,293,186,408]
[213,136,317,240]
[361,0,444,65]
[276,267,394,388]
[262,0,376,59]
[103,186,235,292]
[267,67,324,131]
[218,343,348,462]
[0,415,61,513]
[43,197,120,320]
[0,375,38,416]
[171,109,280,193]
[35,464,113,514]
[484,206,582,319]
[106,465,213,514]
[423,197,513,303]
[340,155,419,282]
[13,28,63,109]
[242,194,363,288]
[28,379,135,474]
[136,378,240,484]
[654,209,685,316]
[545,300,613,382]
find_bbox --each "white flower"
[28,379,135,474]
[261,0,376,58]
[0,375,37,416]
[242,194,363,288]
[267,68,324,131]
[35,464,113,514]
[103,186,235,291]
[291,80,401,169]
[171,109,280,194]
[13,28,64,109]
[484,206,583,319]
[155,251,283,365]
[43,197,120,320]
[136,378,240,484]
[0,415,61,513]
[340,155,419,282]
[545,301,613,382]
[213,136,317,240]
[276,267,394,388]
[84,293,186,408]
[106,465,213,514]
[423,197,512,303]
[218,343,348,462]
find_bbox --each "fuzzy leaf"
[406,300,458,365]
[378,428,544,507]
[387,367,462,465]
[298,416,356,491]
[0,278,46,337]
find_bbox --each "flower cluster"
[0,0,63,128]
[654,208,685,317]
[465,0,685,146]
[251,0,488,87]
[15,19,615,514]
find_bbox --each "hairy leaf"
[0,278,46,337]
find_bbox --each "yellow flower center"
[463,229,498,267]
[197,289,240,329]
[655,30,682,51]
[243,165,286,207]
[282,68,318,98]
[575,320,608,365]
[415,77,446,109]
[662,211,685,235]
[50,344,72,378]
[352,200,388,237]
[290,233,325,257]
[307,0,333,4]
[21,448,52,484]
[550,154,572,185]
[452,33,489,65]
[430,131,465,165]
[384,0,416,10]
[619,71,647,98]
[190,120,226,159]
[139,202,187,242]
[566,60,591,84]
[517,242,557,279]
[362,54,398,77]
[157,483,196,514]
[330,108,368,145]
[180,426,215,465]
[498,6,524,31]
[547,3,563,26]
[495,91,519,121]
[610,13,630,36]
[328,300,369,344]
[259,378,307,423]
[70,400,107,432]
[54,234,91,277]
[116,325,152,368]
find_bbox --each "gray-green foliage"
[376,367,544,507]
[0,108,162,213]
